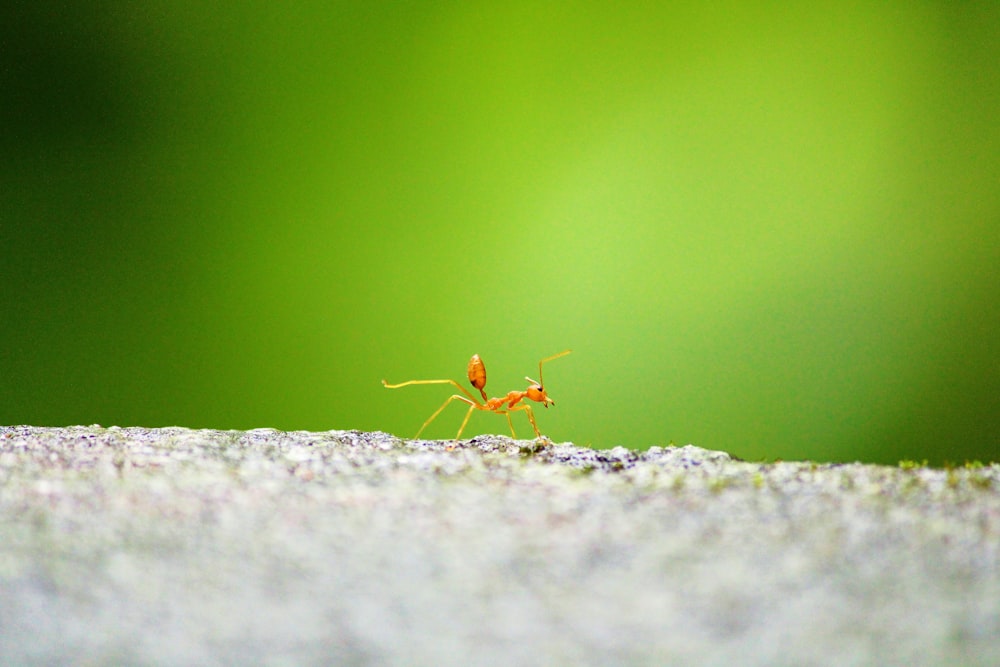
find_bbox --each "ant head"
[525,377,554,407]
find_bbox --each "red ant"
[382,350,571,440]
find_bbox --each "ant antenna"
[535,350,571,388]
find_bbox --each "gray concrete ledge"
[1,426,997,666]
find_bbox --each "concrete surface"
[0,426,997,666]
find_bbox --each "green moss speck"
[969,474,993,490]
[709,477,731,494]
[840,473,855,491]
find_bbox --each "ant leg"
[382,378,480,404]
[382,378,484,440]
[455,403,478,440]
[444,403,481,451]
[504,411,518,440]
[415,394,476,438]
[523,405,542,438]
[509,404,542,438]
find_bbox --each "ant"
[382,350,571,441]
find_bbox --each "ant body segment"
[382,350,571,441]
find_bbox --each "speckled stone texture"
[0,426,997,666]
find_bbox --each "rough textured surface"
[0,426,998,666]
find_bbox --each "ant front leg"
[508,403,543,439]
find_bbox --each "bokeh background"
[3,2,998,465]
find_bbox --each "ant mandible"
[382,350,571,441]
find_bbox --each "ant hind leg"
[415,394,475,439]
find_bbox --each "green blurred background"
[3,2,998,465]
